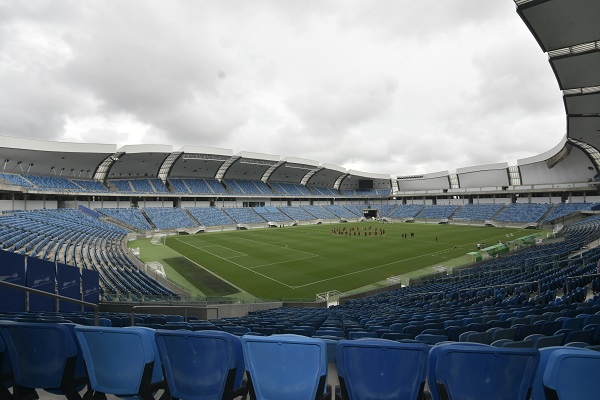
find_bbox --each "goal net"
[145,261,166,279]
[387,275,403,286]
[151,234,167,246]
[316,290,343,307]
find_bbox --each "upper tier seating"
[71,180,109,192]
[169,178,190,193]
[224,180,274,196]
[108,180,133,192]
[323,205,359,218]
[493,203,552,223]
[279,206,315,221]
[387,204,424,218]
[542,203,600,223]
[143,207,197,229]
[451,203,504,221]
[416,205,460,220]
[310,186,341,196]
[223,208,266,224]
[0,173,34,187]
[24,175,82,191]
[302,205,338,219]
[253,206,292,222]
[96,208,153,231]
[270,182,312,196]
[186,207,234,226]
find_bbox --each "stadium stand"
[301,205,337,220]
[187,207,234,226]
[205,179,228,194]
[149,178,169,193]
[108,180,133,192]
[416,204,460,220]
[322,205,358,219]
[96,208,153,231]
[279,206,316,221]
[24,175,82,191]
[4,2,600,397]
[169,178,190,193]
[387,204,424,218]
[0,173,34,187]
[493,203,553,224]
[310,186,341,196]
[71,179,109,192]
[223,207,266,224]
[130,179,154,193]
[541,202,600,223]
[143,207,197,229]
[451,203,504,221]
[253,206,292,222]
[271,182,312,196]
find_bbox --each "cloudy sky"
[0,0,565,176]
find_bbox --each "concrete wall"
[100,301,284,319]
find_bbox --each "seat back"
[336,339,428,400]
[241,334,327,400]
[0,329,12,399]
[154,329,244,400]
[529,346,590,400]
[542,347,600,399]
[74,326,163,398]
[429,343,539,400]
[0,321,79,392]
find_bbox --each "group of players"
[331,225,386,237]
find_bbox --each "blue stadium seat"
[154,329,245,400]
[428,343,539,400]
[529,346,590,400]
[0,332,12,400]
[542,347,600,399]
[336,339,429,400]
[0,321,86,400]
[74,326,165,400]
[241,334,329,400]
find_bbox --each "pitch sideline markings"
[251,254,319,270]
[201,244,247,259]
[173,237,294,289]
[235,236,319,258]
[290,231,513,289]
[176,254,246,294]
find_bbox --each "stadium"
[2,0,600,399]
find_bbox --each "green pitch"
[148,222,540,301]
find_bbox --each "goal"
[151,234,167,245]
[386,275,403,286]
[316,290,343,307]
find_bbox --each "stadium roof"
[516,0,600,164]
[0,135,392,186]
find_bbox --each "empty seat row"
[2,322,598,400]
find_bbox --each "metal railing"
[0,279,99,325]
[458,281,541,297]
[131,305,219,325]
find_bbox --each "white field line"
[173,237,294,288]
[290,232,512,289]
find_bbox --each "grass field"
[130,222,543,301]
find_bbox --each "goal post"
[151,234,167,246]
[316,290,343,307]
[145,261,166,279]
[387,275,403,286]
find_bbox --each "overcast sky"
[0,0,565,176]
